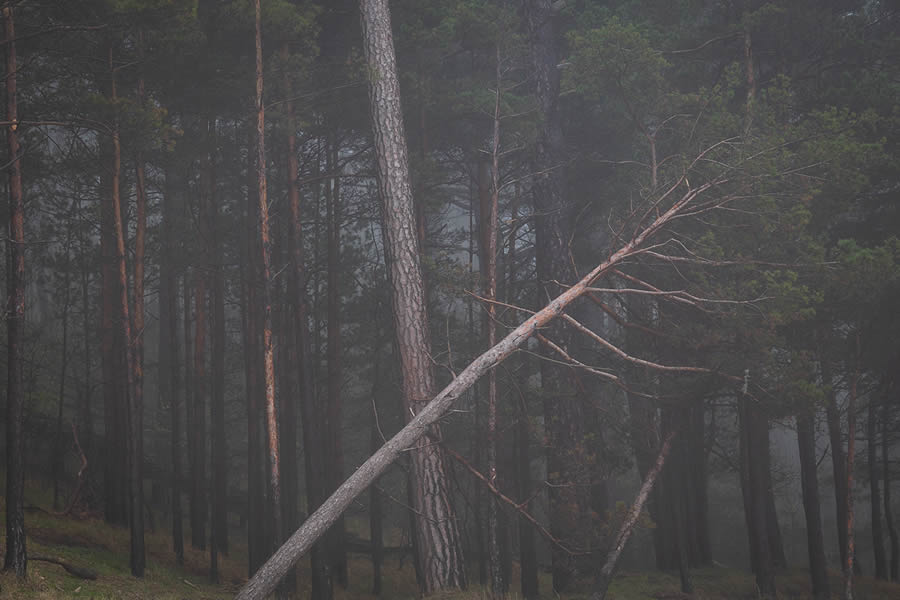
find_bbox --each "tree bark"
[325,135,348,588]
[883,384,899,581]
[869,395,887,579]
[100,35,128,530]
[797,408,830,600]
[823,354,851,569]
[524,1,588,589]
[253,3,285,595]
[161,163,184,566]
[53,229,73,511]
[479,52,504,591]
[279,42,302,597]
[207,117,228,579]
[360,0,466,592]
[131,58,148,576]
[3,3,26,577]
[191,199,208,552]
[844,338,860,600]
[739,388,776,598]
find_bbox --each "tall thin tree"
[360,0,467,591]
[3,2,26,577]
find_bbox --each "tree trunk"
[883,384,899,581]
[130,72,148,575]
[206,117,228,579]
[764,436,787,569]
[481,45,505,597]
[326,135,348,588]
[78,198,94,474]
[844,339,859,600]
[3,3,27,577]
[869,396,887,579]
[161,164,184,566]
[688,402,711,565]
[823,355,851,569]
[53,230,73,511]
[797,408,830,600]
[360,0,466,592]
[524,1,588,589]
[253,3,285,596]
[100,36,128,530]
[282,41,316,598]
[739,390,776,598]
[191,207,208,552]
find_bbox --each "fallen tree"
[235,167,725,600]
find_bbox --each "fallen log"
[30,554,98,580]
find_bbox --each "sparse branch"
[444,447,589,557]
[590,430,678,600]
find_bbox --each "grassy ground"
[2,481,900,598]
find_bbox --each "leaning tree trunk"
[235,154,727,600]
[360,0,467,592]
[797,408,830,600]
[3,3,26,577]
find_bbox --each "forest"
[1,0,899,599]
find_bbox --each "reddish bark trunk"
[254,0,284,581]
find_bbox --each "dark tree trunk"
[53,231,73,511]
[524,0,588,589]
[361,0,467,592]
[844,342,860,600]
[883,385,899,582]
[281,42,315,598]
[869,396,887,579]
[823,356,851,569]
[3,3,26,577]
[182,271,196,546]
[764,442,787,569]
[243,117,266,578]
[797,408,830,600]
[191,215,208,552]
[688,403,711,565]
[326,135,348,588]
[207,117,228,579]
[739,392,776,598]
[78,200,94,473]
[161,164,184,566]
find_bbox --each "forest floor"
[2,480,900,599]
